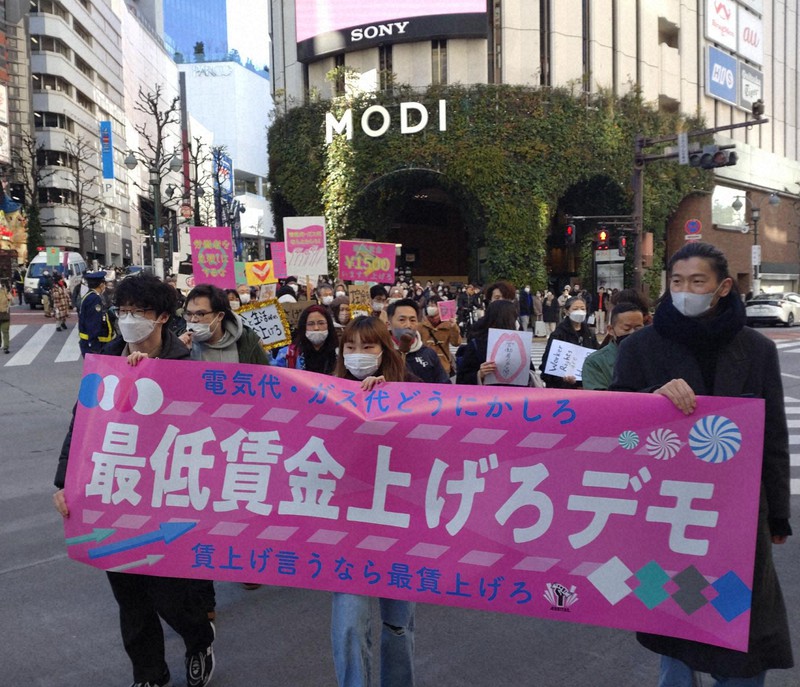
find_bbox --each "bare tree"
[11,134,55,257]
[64,136,103,257]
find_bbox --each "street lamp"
[732,192,780,295]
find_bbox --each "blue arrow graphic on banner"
[88,521,196,560]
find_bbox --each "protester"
[542,290,560,334]
[53,274,215,687]
[581,303,645,390]
[387,298,450,384]
[51,274,72,331]
[39,268,54,317]
[369,284,388,320]
[78,271,114,357]
[334,282,348,299]
[316,283,335,307]
[272,304,337,374]
[332,316,416,687]
[331,296,351,342]
[13,264,24,305]
[539,295,598,389]
[181,284,269,365]
[611,287,652,324]
[0,279,10,353]
[611,242,793,686]
[419,294,461,377]
[518,285,533,331]
[226,288,243,311]
[483,280,515,305]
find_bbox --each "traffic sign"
[685,233,702,241]
[180,204,193,219]
[752,245,761,266]
[677,132,689,165]
[684,219,702,234]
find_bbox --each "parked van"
[24,250,87,308]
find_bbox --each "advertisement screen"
[295,0,488,62]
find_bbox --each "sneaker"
[130,669,171,687]
[186,643,214,687]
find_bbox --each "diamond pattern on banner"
[208,521,249,536]
[306,414,347,430]
[634,561,671,609]
[711,571,752,621]
[162,401,204,416]
[587,556,634,605]
[260,408,300,423]
[406,424,452,440]
[576,436,623,453]
[460,428,507,444]
[257,525,299,540]
[354,421,398,436]
[569,561,604,577]
[212,403,253,418]
[513,556,560,572]
[111,514,151,530]
[516,432,566,449]
[671,565,710,615]
[81,509,104,524]
[356,535,399,552]
[405,542,450,559]
[459,550,505,566]
[306,529,348,545]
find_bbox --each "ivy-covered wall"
[268,83,709,294]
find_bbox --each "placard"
[237,299,292,350]
[270,242,288,279]
[245,260,278,286]
[284,217,328,277]
[278,301,308,330]
[190,226,236,289]
[64,356,766,651]
[485,328,533,386]
[338,240,396,283]
[46,246,59,266]
[437,300,457,321]
[347,284,371,307]
[544,340,596,381]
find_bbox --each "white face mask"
[335,290,346,298]
[344,352,381,379]
[372,300,385,312]
[187,317,219,343]
[239,293,251,304]
[229,300,241,311]
[118,313,157,344]
[306,330,328,345]
[426,305,439,317]
[671,288,718,318]
[288,283,299,294]
[321,295,334,306]
[524,287,531,293]
[568,310,587,323]
[337,310,350,324]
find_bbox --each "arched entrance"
[350,167,486,284]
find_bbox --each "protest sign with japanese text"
[485,329,533,386]
[544,340,596,381]
[338,241,396,283]
[237,300,291,350]
[270,243,288,279]
[284,217,328,277]
[190,227,236,289]
[278,301,307,331]
[64,357,764,651]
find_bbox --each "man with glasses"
[53,274,216,687]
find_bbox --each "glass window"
[432,40,447,86]
[712,185,747,229]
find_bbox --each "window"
[78,0,92,12]
[73,19,92,46]
[38,187,77,205]
[30,34,71,58]
[75,54,94,81]
[30,0,68,21]
[37,149,76,167]
[32,73,73,96]
[76,89,95,113]
[379,45,393,91]
[334,53,345,96]
[33,111,74,132]
[431,40,447,85]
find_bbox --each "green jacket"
[581,341,618,390]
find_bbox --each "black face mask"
[614,333,632,346]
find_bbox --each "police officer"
[78,271,114,356]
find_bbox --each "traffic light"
[618,236,627,257]
[689,144,738,169]
[565,223,576,245]
[596,227,609,250]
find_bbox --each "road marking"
[54,326,81,363]
[8,324,26,341]
[792,478,800,496]
[5,324,56,367]
[792,454,800,466]
[785,407,800,414]
[790,435,800,445]
[781,372,800,380]
[787,420,800,428]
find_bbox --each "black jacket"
[539,317,598,388]
[55,329,191,489]
[611,324,793,677]
[402,344,450,384]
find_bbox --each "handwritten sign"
[437,300,457,321]
[278,301,307,331]
[64,356,765,651]
[544,340,596,381]
[338,240,396,283]
[258,283,277,300]
[245,260,278,286]
[284,217,328,277]
[270,242,288,279]
[348,284,371,308]
[190,226,236,289]
[485,329,532,386]
[238,299,291,350]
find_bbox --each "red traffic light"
[618,236,627,256]
[565,223,576,244]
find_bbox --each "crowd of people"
[47,241,792,687]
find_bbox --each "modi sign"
[63,357,765,651]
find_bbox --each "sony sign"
[325,100,447,144]
[350,21,410,43]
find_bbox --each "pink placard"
[284,217,328,276]
[190,227,236,289]
[270,242,288,279]
[338,240,397,283]
[64,356,765,651]
[437,300,457,321]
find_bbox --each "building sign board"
[706,46,738,107]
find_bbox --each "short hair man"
[387,298,450,384]
[582,303,645,390]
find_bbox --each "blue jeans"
[659,656,766,687]
[331,593,415,687]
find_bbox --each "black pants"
[107,572,213,683]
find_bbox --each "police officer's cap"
[85,270,106,281]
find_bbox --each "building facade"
[270,0,800,291]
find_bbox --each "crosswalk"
[3,323,82,367]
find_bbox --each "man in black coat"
[387,298,450,384]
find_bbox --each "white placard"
[484,328,533,386]
[543,340,596,382]
[737,7,763,65]
[284,216,328,277]
[706,0,737,52]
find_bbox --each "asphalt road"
[1,307,799,686]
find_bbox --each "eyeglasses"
[118,308,154,320]
[184,310,215,322]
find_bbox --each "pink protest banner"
[189,226,236,289]
[338,240,396,283]
[284,216,328,276]
[270,242,288,279]
[437,299,456,321]
[64,356,764,651]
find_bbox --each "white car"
[745,292,800,327]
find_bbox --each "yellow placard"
[245,260,278,285]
